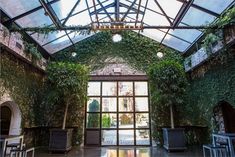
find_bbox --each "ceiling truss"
[0,0,234,54]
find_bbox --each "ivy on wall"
[185,49,235,130]
[0,50,88,146]
[0,50,45,127]
[53,31,182,72]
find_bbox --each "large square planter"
[49,129,73,152]
[163,128,186,152]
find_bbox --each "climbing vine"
[0,50,45,127]
[53,31,182,71]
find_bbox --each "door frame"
[85,75,152,146]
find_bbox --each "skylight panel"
[31,31,66,45]
[168,24,202,43]
[156,0,183,19]
[15,8,53,27]
[144,9,170,26]
[193,0,233,14]
[65,10,91,26]
[0,0,40,18]
[181,7,216,26]
[43,35,72,54]
[162,34,191,52]
[69,32,94,43]
[138,29,165,43]
[51,0,78,20]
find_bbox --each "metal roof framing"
[0,0,234,55]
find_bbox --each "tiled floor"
[35,146,203,157]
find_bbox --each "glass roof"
[0,0,234,54]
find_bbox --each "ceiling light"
[112,34,122,42]
[157,52,164,58]
[72,52,77,57]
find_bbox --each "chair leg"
[203,147,206,157]
[210,149,213,157]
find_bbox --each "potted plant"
[46,62,89,152]
[148,60,188,151]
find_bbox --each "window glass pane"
[135,82,148,96]
[135,98,149,111]
[65,10,91,26]
[162,34,191,52]
[119,114,134,128]
[168,24,202,43]
[16,9,53,27]
[144,10,169,26]
[31,31,66,45]
[137,29,165,43]
[136,113,149,128]
[182,7,216,26]
[156,0,183,19]
[43,36,72,54]
[118,82,133,96]
[0,0,41,18]
[102,98,117,112]
[119,98,133,112]
[86,113,100,128]
[69,32,94,44]
[119,130,134,145]
[51,0,78,20]
[102,130,117,145]
[136,130,150,145]
[102,113,117,128]
[87,97,100,112]
[193,0,233,14]
[102,82,117,96]
[88,82,101,96]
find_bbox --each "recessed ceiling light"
[112,34,122,42]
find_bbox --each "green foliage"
[87,100,100,128]
[88,100,100,112]
[24,42,43,61]
[10,25,91,37]
[0,50,45,127]
[102,114,111,128]
[45,62,89,128]
[202,7,235,54]
[185,55,235,128]
[148,59,188,141]
[202,32,222,53]
[215,7,235,28]
[148,60,188,108]
[53,31,181,72]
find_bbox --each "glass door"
[86,81,150,146]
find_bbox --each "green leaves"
[148,59,188,129]
[45,61,89,129]
[53,31,181,72]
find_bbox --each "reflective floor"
[35,146,203,157]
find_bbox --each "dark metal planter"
[49,129,73,152]
[163,128,187,152]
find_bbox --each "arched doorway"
[1,106,12,135]
[0,101,22,135]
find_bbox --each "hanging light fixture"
[112,34,122,42]
[72,52,77,57]
[157,52,164,58]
